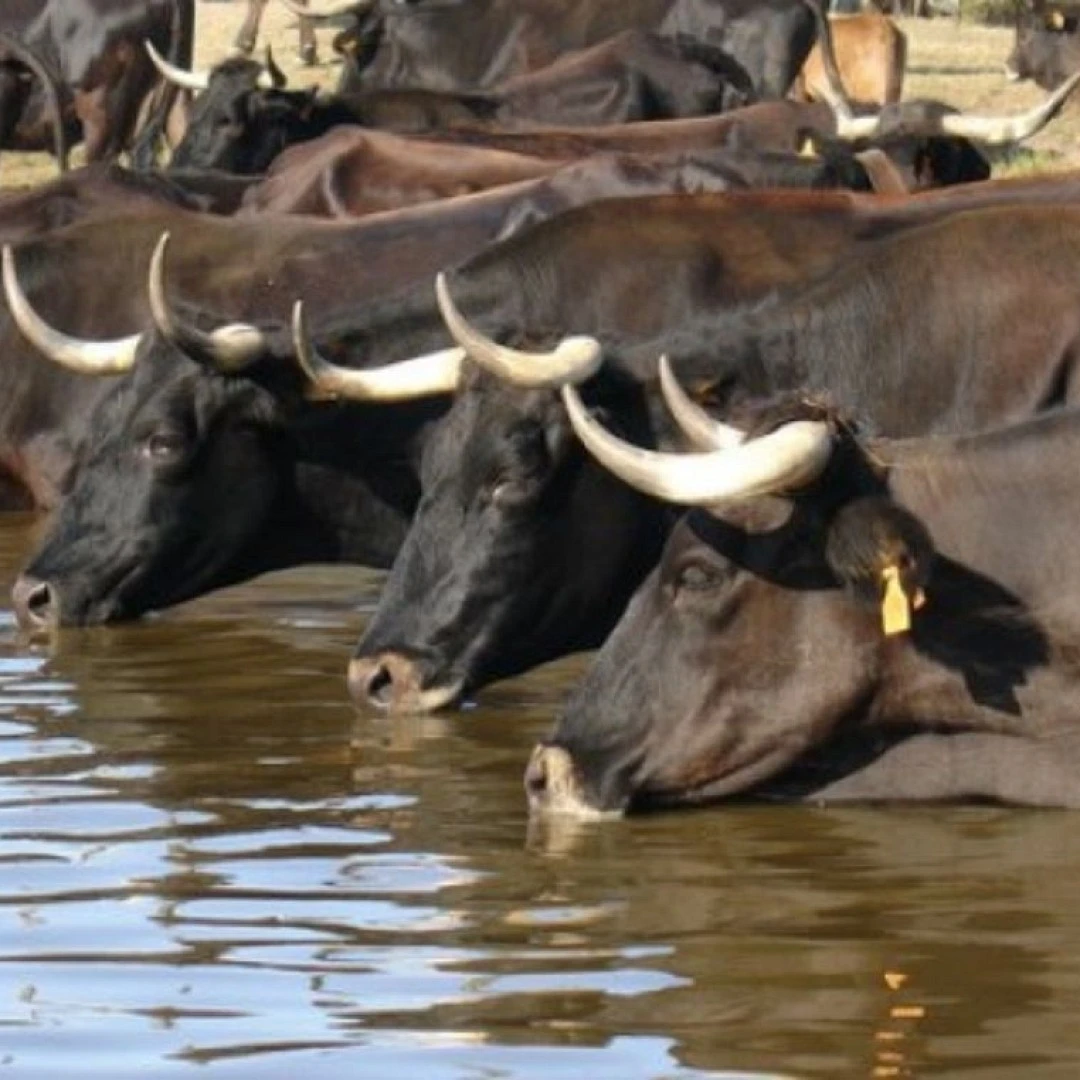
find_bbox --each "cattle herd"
[1,0,1080,818]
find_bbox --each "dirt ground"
[0,3,1074,190]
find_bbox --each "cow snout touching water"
[11,574,59,632]
[347,652,465,713]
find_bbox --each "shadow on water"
[1,517,1080,1078]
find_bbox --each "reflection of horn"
[145,40,209,91]
[148,234,268,372]
[831,69,1080,144]
[657,356,744,452]
[2,246,141,375]
[435,272,602,388]
[277,0,374,19]
[562,383,833,505]
[292,301,462,401]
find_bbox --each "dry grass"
[1,4,1076,189]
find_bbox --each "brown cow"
[794,12,907,106]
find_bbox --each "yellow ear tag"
[881,565,911,636]
[799,135,818,158]
[1050,8,1066,28]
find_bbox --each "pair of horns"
[561,357,834,506]
[2,234,267,376]
[823,68,1080,144]
[291,272,603,400]
[146,40,287,92]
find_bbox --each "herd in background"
[0,0,1080,814]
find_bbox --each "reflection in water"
[1,518,1080,1078]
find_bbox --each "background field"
[0,2,1076,190]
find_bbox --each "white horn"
[658,356,745,452]
[2,246,141,375]
[148,233,268,372]
[435,272,602,389]
[561,383,834,505]
[938,68,1080,143]
[145,40,209,92]
[292,301,462,401]
[277,0,373,19]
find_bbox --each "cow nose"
[347,652,422,712]
[524,744,596,816]
[12,574,59,631]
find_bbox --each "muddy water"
[2,519,1080,1079]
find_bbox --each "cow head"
[7,235,428,629]
[149,43,321,174]
[1006,1,1080,88]
[327,275,668,713]
[527,381,936,817]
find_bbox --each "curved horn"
[262,46,287,90]
[561,383,833,505]
[277,0,374,20]
[148,234,268,372]
[435,272,602,388]
[658,356,745,452]
[2,246,141,375]
[939,68,1080,143]
[292,301,462,401]
[145,40,209,92]
[831,68,1080,144]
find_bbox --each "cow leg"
[234,0,269,57]
[298,5,318,67]
[0,67,29,153]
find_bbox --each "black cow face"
[14,337,290,627]
[348,366,665,712]
[171,61,317,174]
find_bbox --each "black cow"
[339,190,1080,713]
[1006,1,1080,89]
[5,151,751,627]
[526,389,1080,814]
[316,0,814,99]
[156,33,756,175]
[0,0,193,164]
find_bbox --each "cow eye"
[142,429,187,463]
[490,477,526,508]
[676,562,721,592]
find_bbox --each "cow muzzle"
[347,651,464,713]
[12,574,59,633]
[524,744,623,819]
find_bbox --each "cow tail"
[0,31,68,174]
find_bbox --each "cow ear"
[824,496,935,637]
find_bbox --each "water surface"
[1,517,1079,1079]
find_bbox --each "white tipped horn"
[148,233,268,372]
[145,40,209,92]
[561,383,834,506]
[435,272,603,389]
[658,356,745,452]
[277,0,373,19]
[939,68,1080,143]
[292,301,462,401]
[2,246,141,375]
